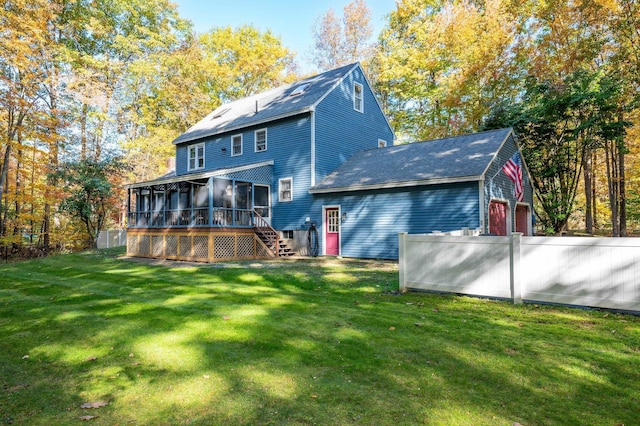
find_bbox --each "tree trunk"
[0,142,12,237]
[583,147,593,234]
[605,140,620,237]
[80,103,88,161]
[618,140,627,236]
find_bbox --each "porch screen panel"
[254,185,270,218]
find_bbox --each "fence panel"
[97,230,127,249]
[401,233,512,299]
[521,237,640,311]
[400,233,640,312]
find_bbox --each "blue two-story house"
[125,63,533,261]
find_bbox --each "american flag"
[503,152,523,201]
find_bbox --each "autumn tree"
[53,158,124,248]
[375,0,521,140]
[311,0,373,71]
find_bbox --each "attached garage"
[309,128,534,259]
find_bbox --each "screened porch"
[126,176,271,229]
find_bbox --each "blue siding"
[313,182,480,259]
[174,115,315,231]
[314,67,394,182]
[484,133,534,233]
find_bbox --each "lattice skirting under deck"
[126,229,275,262]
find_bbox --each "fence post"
[398,232,408,293]
[510,232,523,304]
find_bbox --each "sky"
[174,0,398,72]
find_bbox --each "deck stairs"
[253,211,295,257]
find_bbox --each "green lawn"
[0,249,639,425]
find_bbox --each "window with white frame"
[378,139,387,148]
[279,177,292,202]
[255,128,267,152]
[231,134,242,156]
[353,82,363,113]
[188,143,205,171]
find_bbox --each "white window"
[354,82,363,113]
[231,134,242,156]
[279,177,293,202]
[188,143,204,171]
[378,139,387,148]
[255,128,267,152]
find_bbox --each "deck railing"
[128,207,254,228]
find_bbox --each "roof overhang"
[309,175,483,194]
[124,160,274,189]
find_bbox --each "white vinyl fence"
[97,229,127,249]
[399,232,640,312]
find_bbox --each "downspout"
[310,108,316,187]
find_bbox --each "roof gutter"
[124,160,274,189]
[309,175,483,194]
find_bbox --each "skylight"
[290,83,311,97]
[212,108,230,119]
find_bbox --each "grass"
[0,248,639,425]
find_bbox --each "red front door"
[489,201,508,236]
[515,205,529,236]
[325,208,340,255]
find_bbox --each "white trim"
[353,82,364,113]
[125,160,274,189]
[231,134,243,156]
[187,142,205,172]
[322,205,341,256]
[278,177,293,202]
[310,110,316,186]
[254,128,267,153]
[309,175,483,194]
[480,128,514,178]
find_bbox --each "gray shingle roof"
[310,128,513,193]
[173,63,360,145]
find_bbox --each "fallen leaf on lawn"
[413,323,422,327]
[223,316,230,320]
[21,355,29,360]
[80,401,108,409]
[86,356,97,361]
[310,394,318,399]
[389,326,396,331]
[129,353,134,357]
[80,415,97,421]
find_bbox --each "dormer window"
[378,139,387,148]
[354,82,363,113]
[290,83,310,97]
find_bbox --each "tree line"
[1,0,638,252]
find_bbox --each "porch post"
[398,232,408,293]
[208,177,214,226]
[510,232,523,304]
